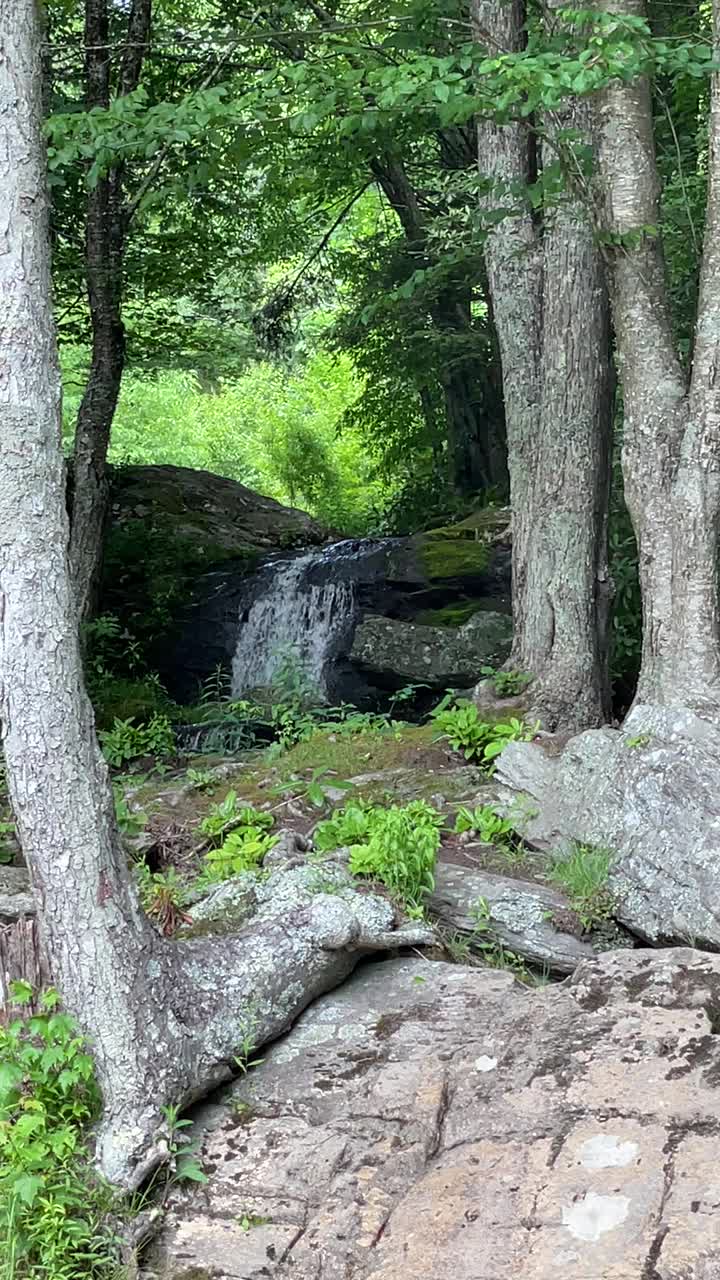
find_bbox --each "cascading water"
[231,540,386,699]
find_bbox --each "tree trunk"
[472,0,612,730]
[0,0,434,1193]
[433,283,508,495]
[595,0,720,716]
[371,155,508,496]
[69,0,151,621]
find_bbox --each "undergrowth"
[430,698,535,767]
[548,843,615,932]
[313,799,443,910]
[0,986,119,1280]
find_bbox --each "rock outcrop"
[0,865,33,922]
[148,947,720,1280]
[108,465,329,561]
[495,703,720,950]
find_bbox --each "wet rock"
[351,612,512,688]
[149,948,720,1279]
[495,703,720,949]
[429,860,597,974]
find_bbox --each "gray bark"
[472,0,612,731]
[595,0,720,714]
[0,1,433,1192]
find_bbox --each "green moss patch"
[417,516,491,581]
[414,599,487,628]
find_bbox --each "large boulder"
[495,703,720,950]
[149,947,720,1279]
[108,465,329,560]
[100,467,330,680]
[351,611,512,687]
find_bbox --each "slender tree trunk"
[472,0,612,729]
[69,0,151,621]
[371,155,508,495]
[595,0,720,716]
[433,284,508,495]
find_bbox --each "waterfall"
[231,540,384,700]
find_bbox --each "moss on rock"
[414,599,488,628]
[419,535,490,581]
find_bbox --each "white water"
[231,544,361,699]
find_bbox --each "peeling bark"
[472,0,612,731]
[595,0,720,715]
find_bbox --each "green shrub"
[314,800,442,909]
[0,987,119,1279]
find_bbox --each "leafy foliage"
[198,795,277,883]
[0,986,118,1280]
[99,714,175,768]
[314,800,443,909]
[430,699,535,766]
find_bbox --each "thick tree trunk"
[69,0,151,621]
[472,0,612,730]
[0,0,433,1193]
[595,0,720,716]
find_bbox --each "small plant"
[0,984,120,1278]
[100,713,175,767]
[200,792,273,843]
[198,664,232,705]
[480,666,532,698]
[315,800,443,910]
[548,843,615,932]
[453,805,517,850]
[233,1009,265,1077]
[186,767,215,792]
[387,682,428,716]
[137,865,192,936]
[161,1103,208,1185]
[238,1213,270,1232]
[430,698,535,768]
[113,785,147,837]
[313,802,372,851]
[200,826,277,884]
[272,768,353,809]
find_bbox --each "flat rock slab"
[429,859,596,973]
[149,947,720,1280]
[495,703,720,948]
